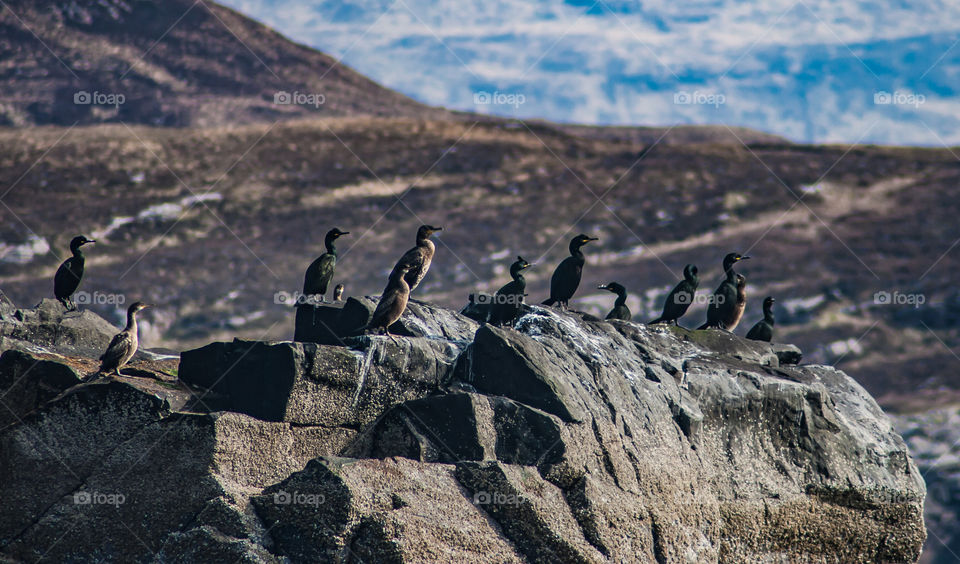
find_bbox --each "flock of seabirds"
[49,225,777,378]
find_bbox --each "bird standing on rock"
[391,225,442,292]
[333,284,345,302]
[746,296,776,342]
[303,228,349,303]
[488,256,533,326]
[698,253,750,330]
[367,263,414,336]
[542,234,599,309]
[54,235,95,310]
[649,264,699,326]
[97,302,150,377]
[598,282,631,321]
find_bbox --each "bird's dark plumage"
[598,282,631,321]
[53,235,95,310]
[746,296,776,342]
[489,256,533,326]
[303,228,348,302]
[649,264,699,326]
[698,253,750,330]
[367,263,414,335]
[98,302,150,376]
[542,234,598,308]
[391,225,441,292]
[333,283,345,302]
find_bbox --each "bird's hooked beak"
[597,284,611,291]
[737,255,750,261]
[83,239,96,246]
[338,231,350,236]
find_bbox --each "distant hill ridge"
[0,0,443,127]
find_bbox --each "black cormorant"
[488,256,533,326]
[542,233,599,308]
[367,262,414,335]
[391,225,442,292]
[333,283,345,302]
[598,282,631,321]
[649,264,699,326]
[746,296,775,342]
[303,228,349,303]
[53,235,95,310]
[98,302,150,376]
[697,252,749,330]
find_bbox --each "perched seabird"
[698,253,750,330]
[98,302,150,377]
[54,235,95,310]
[333,283,345,302]
[303,228,349,303]
[746,296,776,342]
[488,256,533,326]
[598,282,631,321]
[542,234,599,309]
[648,264,699,326]
[390,225,442,292]
[367,263,414,335]
[730,273,748,331]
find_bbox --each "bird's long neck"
[569,242,584,259]
[614,292,627,308]
[71,246,84,260]
[418,238,436,257]
[324,237,337,256]
[724,264,737,283]
[764,305,775,325]
[125,310,139,332]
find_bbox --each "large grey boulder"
[0,298,120,358]
[178,336,461,426]
[0,301,926,563]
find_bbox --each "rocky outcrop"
[0,298,926,562]
[892,408,960,564]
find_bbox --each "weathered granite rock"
[178,336,460,426]
[0,384,352,562]
[0,302,926,563]
[0,298,120,358]
[0,348,83,428]
[295,296,479,345]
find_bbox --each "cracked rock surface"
[0,299,925,562]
